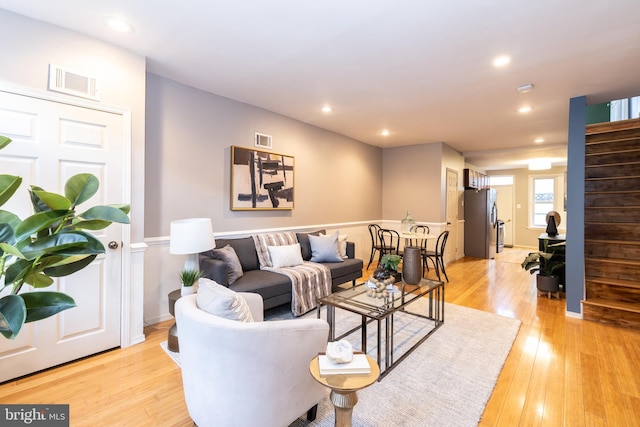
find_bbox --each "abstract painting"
[231,145,294,210]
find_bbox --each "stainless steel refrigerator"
[464,188,498,259]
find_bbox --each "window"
[529,174,566,228]
[489,175,514,186]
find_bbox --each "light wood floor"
[1,248,639,426]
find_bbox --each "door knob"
[108,241,119,250]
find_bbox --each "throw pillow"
[196,278,254,322]
[209,245,244,285]
[320,232,349,259]
[268,243,304,268]
[338,234,349,258]
[309,231,343,263]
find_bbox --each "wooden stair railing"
[583,118,640,328]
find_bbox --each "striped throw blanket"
[252,232,332,316]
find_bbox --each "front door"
[494,184,514,247]
[0,90,125,382]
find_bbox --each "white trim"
[565,310,583,319]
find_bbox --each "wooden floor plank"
[1,248,639,426]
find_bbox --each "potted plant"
[0,135,130,339]
[179,269,204,296]
[373,254,402,282]
[521,242,565,295]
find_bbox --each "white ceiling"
[2,0,640,170]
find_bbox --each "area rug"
[161,300,521,427]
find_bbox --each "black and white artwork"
[231,146,294,210]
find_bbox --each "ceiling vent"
[48,64,100,101]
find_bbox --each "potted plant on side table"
[521,242,566,298]
[179,269,204,296]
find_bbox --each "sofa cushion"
[296,230,325,261]
[208,237,259,272]
[309,231,343,263]
[268,243,304,268]
[208,244,244,285]
[229,269,292,300]
[196,278,254,322]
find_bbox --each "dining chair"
[367,224,384,269]
[377,228,402,265]
[424,230,450,282]
[410,225,430,276]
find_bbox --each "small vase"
[401,211,416,234]
[181,285,195,297]
[402,247,423,285]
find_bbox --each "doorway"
[0,89,128,382]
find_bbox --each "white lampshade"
[170,218,216,254]
[170,218,216,276]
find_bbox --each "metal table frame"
[318,278,444,380]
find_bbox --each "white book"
[318,354,371,375]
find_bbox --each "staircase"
[583,118,640,328]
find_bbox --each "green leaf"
[0,242,24,258]
[0,174,22,207]
[14,210,69,243]
[23,272,54,288]
[0,135,11,150]
[31,190,72,211]
[79,205,130,224]
[29,185,50,213]
[110,204,131,215]
[21,292,76,323]
[72,219,111,230]
[0,294,26,339]
[20,232,89,259]
[45,254,96,277]
[4,259,32,286]
[65,174,98,207]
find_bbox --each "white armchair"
[175,293,330,427]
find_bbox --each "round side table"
[309,355,380,427]
[167,289,181,352]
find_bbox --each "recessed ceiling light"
[379,129,390,136]
[493,55,511,67]
[321,105,332,113]
[104,17,134,33]
[534,138,545,143]
[518,106,532,113]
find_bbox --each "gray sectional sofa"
[199,231,363,311]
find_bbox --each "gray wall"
[145,73,383,237]
[382,142,458,223]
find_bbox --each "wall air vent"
[48,64,100,101]
[255,132,272,149]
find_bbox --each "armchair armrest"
[238,292,264,322]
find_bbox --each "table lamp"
[169,218,216,274]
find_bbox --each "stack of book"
[318,354,371,375]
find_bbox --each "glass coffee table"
[317,278,444,380]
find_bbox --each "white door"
[494,184,514,247]
[445,169,458,263]
[0,90,125,382]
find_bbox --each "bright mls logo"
[1,405,69,426]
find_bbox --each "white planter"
[181,285,195,297]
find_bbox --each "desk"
[309,355,379,427]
